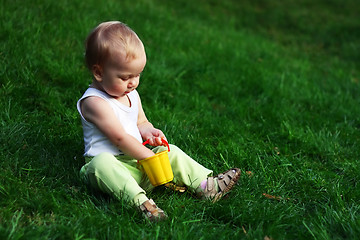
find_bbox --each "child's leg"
[80,152,148,206]
[152,144,241,202]
[153,144,213,192]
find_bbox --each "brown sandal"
[139,199,168,222]
[198,168,241,203]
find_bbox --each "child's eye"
[118,76,129,80]
[118,74,140,80]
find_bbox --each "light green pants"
[80,144,212,206]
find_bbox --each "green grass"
[1,0,359,239]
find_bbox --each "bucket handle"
[142,138,170,152]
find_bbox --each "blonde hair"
[85,21,144,70]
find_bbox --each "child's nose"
[128,77,137,88]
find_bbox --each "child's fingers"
[155,137,163,145]
[145,134,167,147]
[146,137,162,146]
[148,138,156,146]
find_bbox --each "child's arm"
[137,95,166,146]
[80,96,155,160]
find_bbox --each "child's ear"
[92,64,103,82]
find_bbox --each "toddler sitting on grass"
[77,21,240,222]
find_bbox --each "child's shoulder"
[81,87,110,100]
[77,88,111,115]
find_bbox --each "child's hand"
[147,136,165,146]
[145,128,166,146]
[142,127,167,146]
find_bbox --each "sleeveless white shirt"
[77,88,142,156]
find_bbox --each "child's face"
[94,50,146,98]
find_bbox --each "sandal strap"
[206,176,215,192]
[139,199,155,218]
[200,168,241,202]
[139,199,167,221]
[199,177,217,199]
[217,169,237,191]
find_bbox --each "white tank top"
[77,88,142,156]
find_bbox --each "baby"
[77,21,240,222]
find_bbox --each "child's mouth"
[125,89,134,94]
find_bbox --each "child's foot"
[197,168,241,203]
[139,199,168,222]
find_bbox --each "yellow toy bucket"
[138,139,174,186]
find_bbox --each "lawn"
[1,0,359,239]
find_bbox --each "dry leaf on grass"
[242,225,247,235]
[164,182,186,192]
[262,193,290,201]
[246,171,254,178]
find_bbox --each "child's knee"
[168,144,184,158]
[89,152,117,173]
